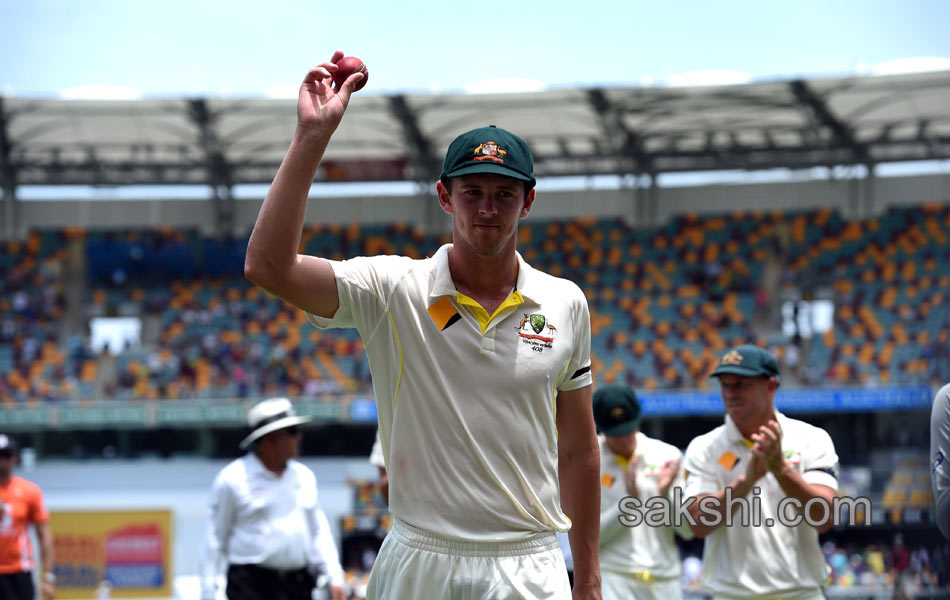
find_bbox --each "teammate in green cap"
[245,52,601,600]
[682,344,839,600]
[592,386,693,600]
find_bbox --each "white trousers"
[366,519,571,600]
[601,568,682,600]
[711,589,826,600]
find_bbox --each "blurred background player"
[0,434,55,600]
[683,344,839,600]
[201,398,345,600]
[592,385,693,600]
[243,52,601,599]
[932,382,950,539]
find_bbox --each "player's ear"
[520,187,536,218]
[436,180,454,215]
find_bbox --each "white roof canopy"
[2,71,948,188]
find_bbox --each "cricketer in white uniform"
[932,382,950,539]
[592,385,694,600]
[683,345,839,600]
[244,52,602,600]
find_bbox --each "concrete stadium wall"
[16,173,949,232]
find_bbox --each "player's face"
[717,374,775,430]
[605,430,638,459]
[438,174,535,258]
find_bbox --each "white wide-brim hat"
[239,397,311,450]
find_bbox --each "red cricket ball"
[333,56,368,92]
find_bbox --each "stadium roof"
[1,70,949,189]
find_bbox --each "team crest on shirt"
[473,141,507,163]
[935,451,945,477]
[784,449,802,471]
[516,313,555,352]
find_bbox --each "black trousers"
[0,571,34,600]
[226,564,316,600]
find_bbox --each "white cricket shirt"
[598,433,692,579]
[308,244,593,541]
[932,383,950,539]
[683,412,839,599]
[200,454,343,596]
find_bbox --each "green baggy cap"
[592,385,642,437]
[440,125,536,189]
[710,344,781,384]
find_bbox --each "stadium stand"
[3,204,948,404]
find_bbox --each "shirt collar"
[428,243,543,304]
[245,451,281,479]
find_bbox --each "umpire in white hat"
[200,398,346,600]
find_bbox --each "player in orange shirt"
[0,434,55,600]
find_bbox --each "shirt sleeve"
[666,449,695,541]
[201,472,234,599]
[28,483,50,524]
[683,437,719,498]
[558,285,592,392]
[305,255,415,332]
[801,427,840,492]
[598,467,630,547]
[932,383,950,539]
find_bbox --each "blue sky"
[2,0,949,98]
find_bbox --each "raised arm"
[244,51,364,318]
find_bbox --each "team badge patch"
[473,141,507,163]
[784,448,802,471]
[601,473,615,488]
[721,350,743,365]
[517,314,556,340]
[516,313,556,352]
[530,314,546,334]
